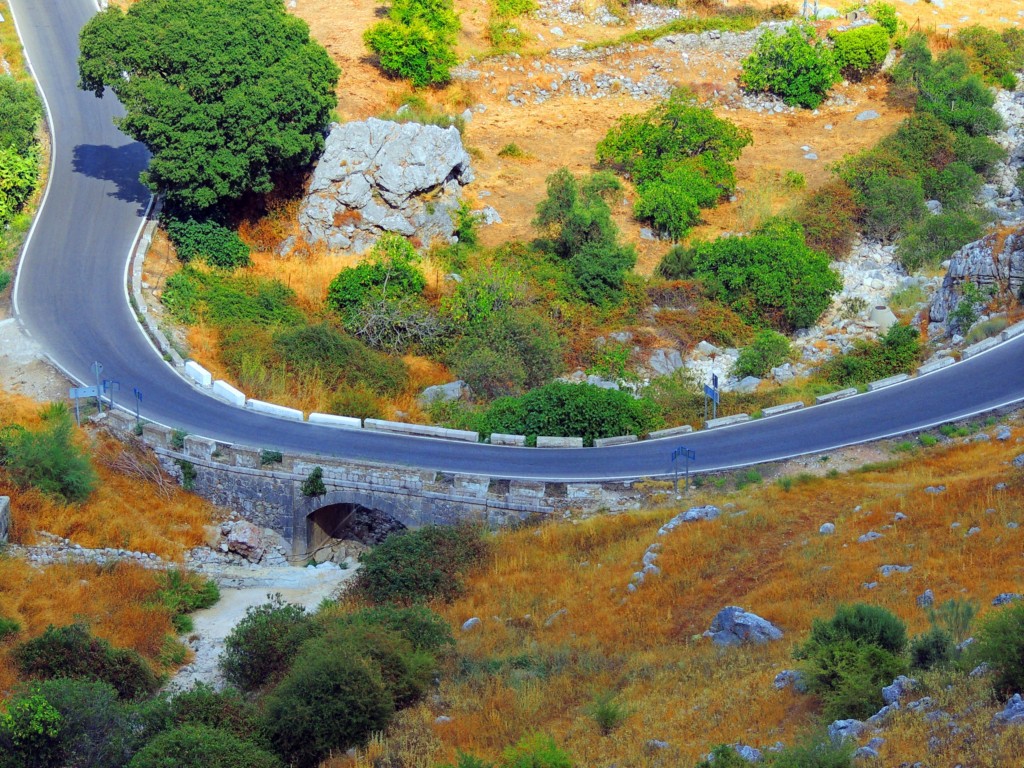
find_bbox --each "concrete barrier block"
[509,480,546,498]
[761,401,805,418]
[593,435,638,447]
[647,424,694,439]
[815,387,858,404]
[536,436,584,448]
[961,335,1003,359]
[212,380,246,407]
[141,422,171,448]
[183,434,216,460]
[867,373,910,391]
[453,475,490,497]
[917,357,955,376]
[233,448,261,469]
[1001,321,1024,341]
[705,414,750,429]
[308,412,363,430]
[491,433,527,446]
[246,399,304,421]
[364,419,479,443]
[184,360,212,388]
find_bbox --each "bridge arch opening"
[306,502,407,563]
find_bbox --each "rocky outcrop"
[705,606,783,646]
[930,229,1024,326]
[298,119,474,253]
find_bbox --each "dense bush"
[973,600,1024,694]
[0,616,20,640]
[0,146,39,227]
[364,0,459,86]
[329,386,384,420]
[480,381,663,446]
[164,216,251,269]
[896,211,984,272]
[767,732,854,768]
[273,322,409,395]
[502,733,573,768]
[161,268,303,328]
[830,24,890,79]
[819,323,921,386]
[0,405,97,503]
[796,179,862,259]
[861,174,926,242]
[0,693,64,768]
[923,162,982,209]
[957,25,1023,89]
[734,330,791,378]
[740,24,840,108]
[13,624,159,700]
[533,169,635,305]
[450,307,563,399]
[797,605,909,720]
[129,725,282,768]
[597,90,750,239]
[155,570,219,633]
[331,605,454,653]
[327,234,427,317]
[355,524,489,604]
[909,627,956,671]
[170,684,264,744]
[0,75,43,154]
[868,2,899,37]
[79,0,339,211]
[661,218,840,331]
[219,597,321,692]
[262,646,394,768]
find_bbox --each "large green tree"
[78,0,340,212]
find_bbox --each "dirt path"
[168,562,358,691]
[0,317,71,402]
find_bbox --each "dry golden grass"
[336,416,1024,767]
[0,389,213,558]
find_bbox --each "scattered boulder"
[993,593,1023,606]
[916,589,934,608]
[924,485,945,494]
[857,531,883,543]
[733,744,763,762]
[475,206,502,226]
[435,715,452,724]
[970,662,991,678]
[298,118,474,253]
[930,229,1024,328]
[732,375,762,393]
[705,606,783,646]
[867,702,899,726]
[882,675,917,705]
[819,522,836,535]
[828,719,866,745]
[461,617,481,632]
[0,496,9,544]
[993,694,1024,725]
[648,348,685,375]
[855,109,880,121]
[223,520,266,563]
[997,426,1012,441]
[645,740,670,752]
[543,608,568,627]
[417,380,467,406]
[1014,454,1024,468]
[879,564,912,577]
[683,505,722,523]
[774,669,808,693]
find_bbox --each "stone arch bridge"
[100,412,642,557]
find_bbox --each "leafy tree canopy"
[78,0,340,212]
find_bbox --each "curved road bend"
[10,0,1024,482]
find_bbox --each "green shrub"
[897,211,984,272]
[155,571,219,634]
[797,179,862,259]
[927,597,978,645]
[355,524,489,605]
[948,280,992,334]
[300,466,326,498]
[438,754,495,768]
[820,323,920,386]
[502,733,573,768]
[331,605,454,653]
[909,627,956,670]
[669,218,840,331]
[804,638,908,719]
[973,601,1024,694]
[957,25,1021,88]
[533,169,635,306]
[273,323,409,395]
[164,216,251,269]
[0,146,39,227]
[219,597,321,692]
[162,269,303,328]
[329,386,383,420]
[953,131,1007,173]
[923,161,982,210]
[695,745,751,768]
[170,684,264,744]
[327,234,426,316]
[364,0,459,86]
[740,24,840,108]
[493,0,535,15]
[0,271,11,293]
[800,603,907,657]
[498,143,527,158]
[830,24,889,79]
[767,732,854,768]
[734,330,791,378]
[868,2,899,37]
[0,693,64,768]
[586,691,631,735]
[13,624,158,700]
[0,406,97,503]
[262,646,393,768]
[0,75,43,155]
[965,316,1008,344]
[480,382,663,446]
[861,174,926,242]
[0,616,20,641]
[129,724,281,768]
[597,90,750,239]
[259,449,283,465]
[918,434,938,447]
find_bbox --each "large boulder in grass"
[298,118,474,254]
[705,606,783,646]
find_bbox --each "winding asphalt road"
[8,0,1024,482]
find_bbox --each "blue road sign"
[69,386,99,399]
[703,384,720,404]
[712,373,719,389]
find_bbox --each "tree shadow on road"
[72,142,152,213]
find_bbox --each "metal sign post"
[103,380,120,412]
[69,386,100,426]
[670,446,696,498]
[133,387,143,429]
[90,362,104,415]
